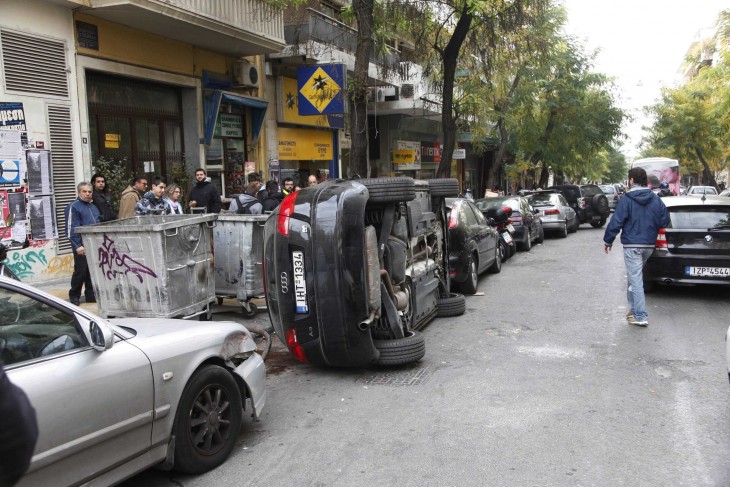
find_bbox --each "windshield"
[527,194,555,207]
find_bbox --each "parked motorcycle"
[485,206,516,262]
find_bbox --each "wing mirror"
[89,321,114,351]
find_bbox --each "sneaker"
[626,311,634,322]
[627,316,648,327]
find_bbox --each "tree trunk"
[348,0,374,178]
[694,146,717,188]
[488,119,509,190]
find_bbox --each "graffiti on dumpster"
[98,234,157,283]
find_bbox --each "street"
[125,223,730,487]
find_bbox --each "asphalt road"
[125,221,730,487]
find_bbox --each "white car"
[0,277,266,486]
[686,186,718,195]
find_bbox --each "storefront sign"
[279,77,345,129]
[393,140,421,170]
[453,149,466,159]
[392,149,415,163]
[297,64,346,115]
[277,127,333,160]
[76,21,99,50]
[104,133,120,149]
[421,141,442,163]
[0,102,26,131]
[215,114,243,138]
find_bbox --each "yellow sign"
[104,133,120,149]
[392,149,415,163]
[299,67,341,113]
[278,127,333,160]
[281,77,335,127]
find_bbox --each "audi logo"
[280,272,289,293]
[705,235,713,243]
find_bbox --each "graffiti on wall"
[98,235,157,283]
[1,248,74,280]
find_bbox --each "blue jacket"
[603,186,670,248]
[65,198,100,250]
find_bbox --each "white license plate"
[292,250,309,313]
[502,233,513,244]
[506,224,515,233]
[686,266,730,277]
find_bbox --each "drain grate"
[358,365,434,386]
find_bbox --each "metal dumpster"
[213,214,269,317]
[76,214,217,319]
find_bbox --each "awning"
[203,90,268,145]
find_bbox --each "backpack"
[236,194,260,214]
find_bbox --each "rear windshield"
[580,185,602,197]
[669,207,730,229]
[599,185,615,194]
[527,194,555,207]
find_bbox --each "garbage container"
[213,214,269,317]
[76,214,217,319]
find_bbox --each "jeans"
[624,248,654,321]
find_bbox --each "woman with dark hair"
[91,173,117,222]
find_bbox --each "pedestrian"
[603,167,670,327]
[307,174,318,187]
[65,182,101,305]
[164,183,184,214]
[135,177,170,216]
[91,173,116,222]
[657,182,673,198]
[0,360,38,487]
[261,180,284,212]
[118,176,148,219]
[188,168,221,213]
[282,177,294,195]
[228,182,263,214]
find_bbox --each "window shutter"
[1,30,69,98]
[48,105,76,254]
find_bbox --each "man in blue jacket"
[65,182,100,305]
[603,167,670,327]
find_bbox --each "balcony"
[77,0,285,56]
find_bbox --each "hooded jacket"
[134,192,170,216]
[188,180,222,214]
[603,186,670,248]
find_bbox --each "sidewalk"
[32,277,101,313]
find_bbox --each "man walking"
[118,176,147,219]
[188,168,221,213]
[603,167,669,327]
[65,182,101,305]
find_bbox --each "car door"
[521,198,536,239]
[0,283,154,486]
[559,195,575,223]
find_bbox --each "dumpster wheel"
[241,302,258,319]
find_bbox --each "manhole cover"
[358,365,434,386]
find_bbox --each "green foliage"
[91,156,132,211]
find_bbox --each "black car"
[263,177,466,368]
[548,184,610,228]
[643,195,730,290]
[474,196,544,251]
[445,198,501,294]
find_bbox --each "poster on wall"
[393,140,421,171]
[0,130,25,188]
[29,196,58,240]
[26,150,53,194]
[0,102,26,131]
[0,190,28,246]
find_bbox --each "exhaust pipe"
[358,310,377,331]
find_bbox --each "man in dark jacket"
[91,173,117,222]
[261,180,284,212]
[188,168,221,213]
[0,361,38,486]
[603,167,670,327]
[65,182,101,305]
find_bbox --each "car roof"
[660,195,730,208]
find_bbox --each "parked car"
[548,184,610,228]
[525,191,578,237]
[643,195,730,290]
[263,177,466,368]
[599,184,621,210]
[0,276,266,486]
[686,186,718,196]
[475,196,544,251]
[720,189,730,197]
[445,198,501,294]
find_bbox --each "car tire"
[558,222,568,238]
[373,330,426,366]
[590,218,606,228]
[520,229,532,251]
[488,246,502,273]
[498,239,509,262]
[460,257,479,294]
[437,292,466,317]
[568,217,578,233]
[427,178,460,197]
[361,177,416,203]
[173,365,243,474]
[535,225,545,244]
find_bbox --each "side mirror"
[89,321,114,351]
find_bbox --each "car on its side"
[525,191,578,237]
[263,177,466,368]
[599,184,621,210]
[445,198,501,294]
[643,195,730,290]
[1,277,266,486]
[686,186,718,196]
[475,196,544,251]
[548,184,610,228]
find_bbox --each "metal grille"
[48,105,76,254]
[1,30,69,98]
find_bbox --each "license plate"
[502,233,513,244]
[686,266,730,277]
[506,224,515,233]
[292,251,309,313]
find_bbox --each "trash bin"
[76,214,217,319]
[213,214,269,317]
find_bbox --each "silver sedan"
[1,277,266,486]
[525,191,578,237]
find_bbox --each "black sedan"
[475,196,544,251]
[644,195,730,290]
[445,198,501,294]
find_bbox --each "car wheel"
[437,292,466,317]
[488,246,502,274]
[568,217,578,233]
[590,218,607,228]
[373,330,426,366]
[427,178,460,197]
[520,229,532,251]
[173,365,243,474]
[558,222,568,238]
[498,239,508,262]
[460,257,479,294]
[536,225,545,244]
[360,177,416,203]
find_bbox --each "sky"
[560,0,728,161]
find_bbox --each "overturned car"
[263,177,466,367]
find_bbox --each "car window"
[558,195,569,206]
[461,203,479,225]
[527,195,553,207]
[468,202,488,225]
[556,187,580,201]
[0,286,87,366]
[668,207,730,229]
[581,185,600,197]
[599,185,615,194]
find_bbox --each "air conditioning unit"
[400,84,415,99]
[368,87,385,102]
[380,86,397,97]
[233,61,260,88]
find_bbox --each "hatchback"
[474,196,544,251]
[525,191,578,237]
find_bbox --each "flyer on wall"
[29,195,58,240]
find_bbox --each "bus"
[630,157,679,195]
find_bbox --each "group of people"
[229,173,318,215]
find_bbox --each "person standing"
[118,176,148,219]
[228,182,263,214]
[188,168,221,213]
[282,177,294,195]
[603,167,670,327]
[164,183,184,214]
[91,173,116,222]
[135,177,170,216]
[65,182,101,305]
[307,174,318,187]
[261,180,284,212]
[0,360,38,486]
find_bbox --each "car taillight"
[277,192,298,236]
[448,208,459,229]
[511,215,522,222]
[543,209,559,215]
[655,228,667,250]
[284,328,308,363]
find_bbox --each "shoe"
[626,311,634,322]
[627,316,648,327]
[85,296,97,304]
[70,298,81,306]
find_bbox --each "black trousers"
[69,251,94,299]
